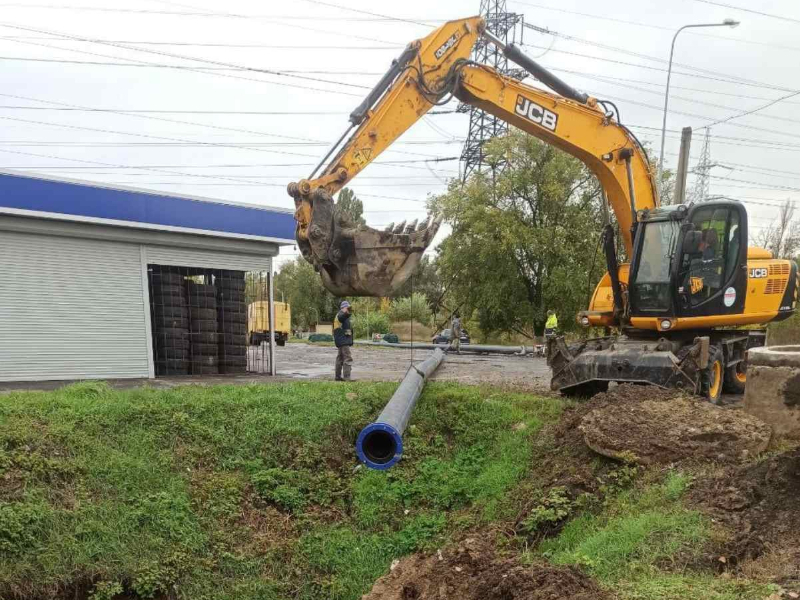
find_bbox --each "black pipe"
[349,43,418,126]
[503,43,589,104]
[356,348,445,469]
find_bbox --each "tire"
[155,357,189,367]
[158,366,189,376]
[220,357,247,368]
[189,332,219,344]
[187,283,216,298]
[218,344,247,357]
[191,319,218,332]
[221,333,248,345]
[152,316,189,330]
[702,345,724,404]
[151,294,187,308]
[277,338,286,347]
[216,286,245,299]
[189,308,217,321]
[155,336,190,349]
[155,327,189,338]
[150,283,184,297]
[150,272,184,286]
[218,300,246,312]
[191,343,219,356]
[156,347,191,360]
[723,360,747,394]
[191,355,218,367]
[219,365,247,374]
[153,305,187,318]
[188,296,217,309]
[216,277,245,291]
[217,313,247,326]
[219,323,247,336]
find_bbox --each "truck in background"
[248,301,291,346]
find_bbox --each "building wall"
[0,215,278,382]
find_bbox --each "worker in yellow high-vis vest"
[545,310,558,340]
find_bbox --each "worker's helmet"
[547,310,554,316]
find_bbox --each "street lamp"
[658,19,740,198]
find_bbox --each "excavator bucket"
[289,186,439,297]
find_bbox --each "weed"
[0,381,562,600]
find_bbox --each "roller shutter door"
[0,231,150,381]
[144,245,271,272]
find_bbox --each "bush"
[308,333,333,343]
[388,293,431,324]
[351,312,390,340]
[383,333,399,344]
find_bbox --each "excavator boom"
[288,16,655,296]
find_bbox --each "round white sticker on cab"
[724,287,736,307]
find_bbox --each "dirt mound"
[579,385,771,465]
[363,538,609,600]
[691,447,800,582]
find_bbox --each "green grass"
[538,471,777,600]
[0,380,562,600]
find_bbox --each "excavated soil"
[691,447,800,584]
[579,385,772,465]
[362,538,609,600]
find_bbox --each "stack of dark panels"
[151,270,189,375]
[188,282,219,375]
[216,270,248,374]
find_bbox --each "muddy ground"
[0,343,553,393]
[273,343,552,389]
[363,537,609,600]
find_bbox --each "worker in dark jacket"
[334,300,354,381]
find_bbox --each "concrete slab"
[744,345,800,439]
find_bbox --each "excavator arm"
[288,16,658,297]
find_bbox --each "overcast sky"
[2,0,799,270]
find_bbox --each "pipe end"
[356,422,403,470]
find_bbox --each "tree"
[335,188,366,226]
[754,200,800,259]
[391,255,444,306]
[273,257,339,329]
[430,132,605,338]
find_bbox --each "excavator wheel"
[702,345,725,405]
[722,361,747,395]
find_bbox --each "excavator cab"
[626,201,749,328]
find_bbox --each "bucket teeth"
[417,218,429,232]
[393,221,407,234]
[404,219,418,234]
[384,222,395,233]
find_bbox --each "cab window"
[680,207,740,306]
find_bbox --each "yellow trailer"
[248,301,291,346]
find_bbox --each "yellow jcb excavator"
[287,16,799,401]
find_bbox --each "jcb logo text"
[514,95,558,132]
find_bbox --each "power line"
[291,0,435,27]
[705,90,800,128]
[150,0,404,45]
[694,0,800,25]
[0,36,401,49]
[0,23,370,96]
[524,23,775,90]
[513,0,800,53]
[523,42,797,94]
[0,4,442,23]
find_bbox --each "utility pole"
[459,0,524,180]
[674,127,692,205]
